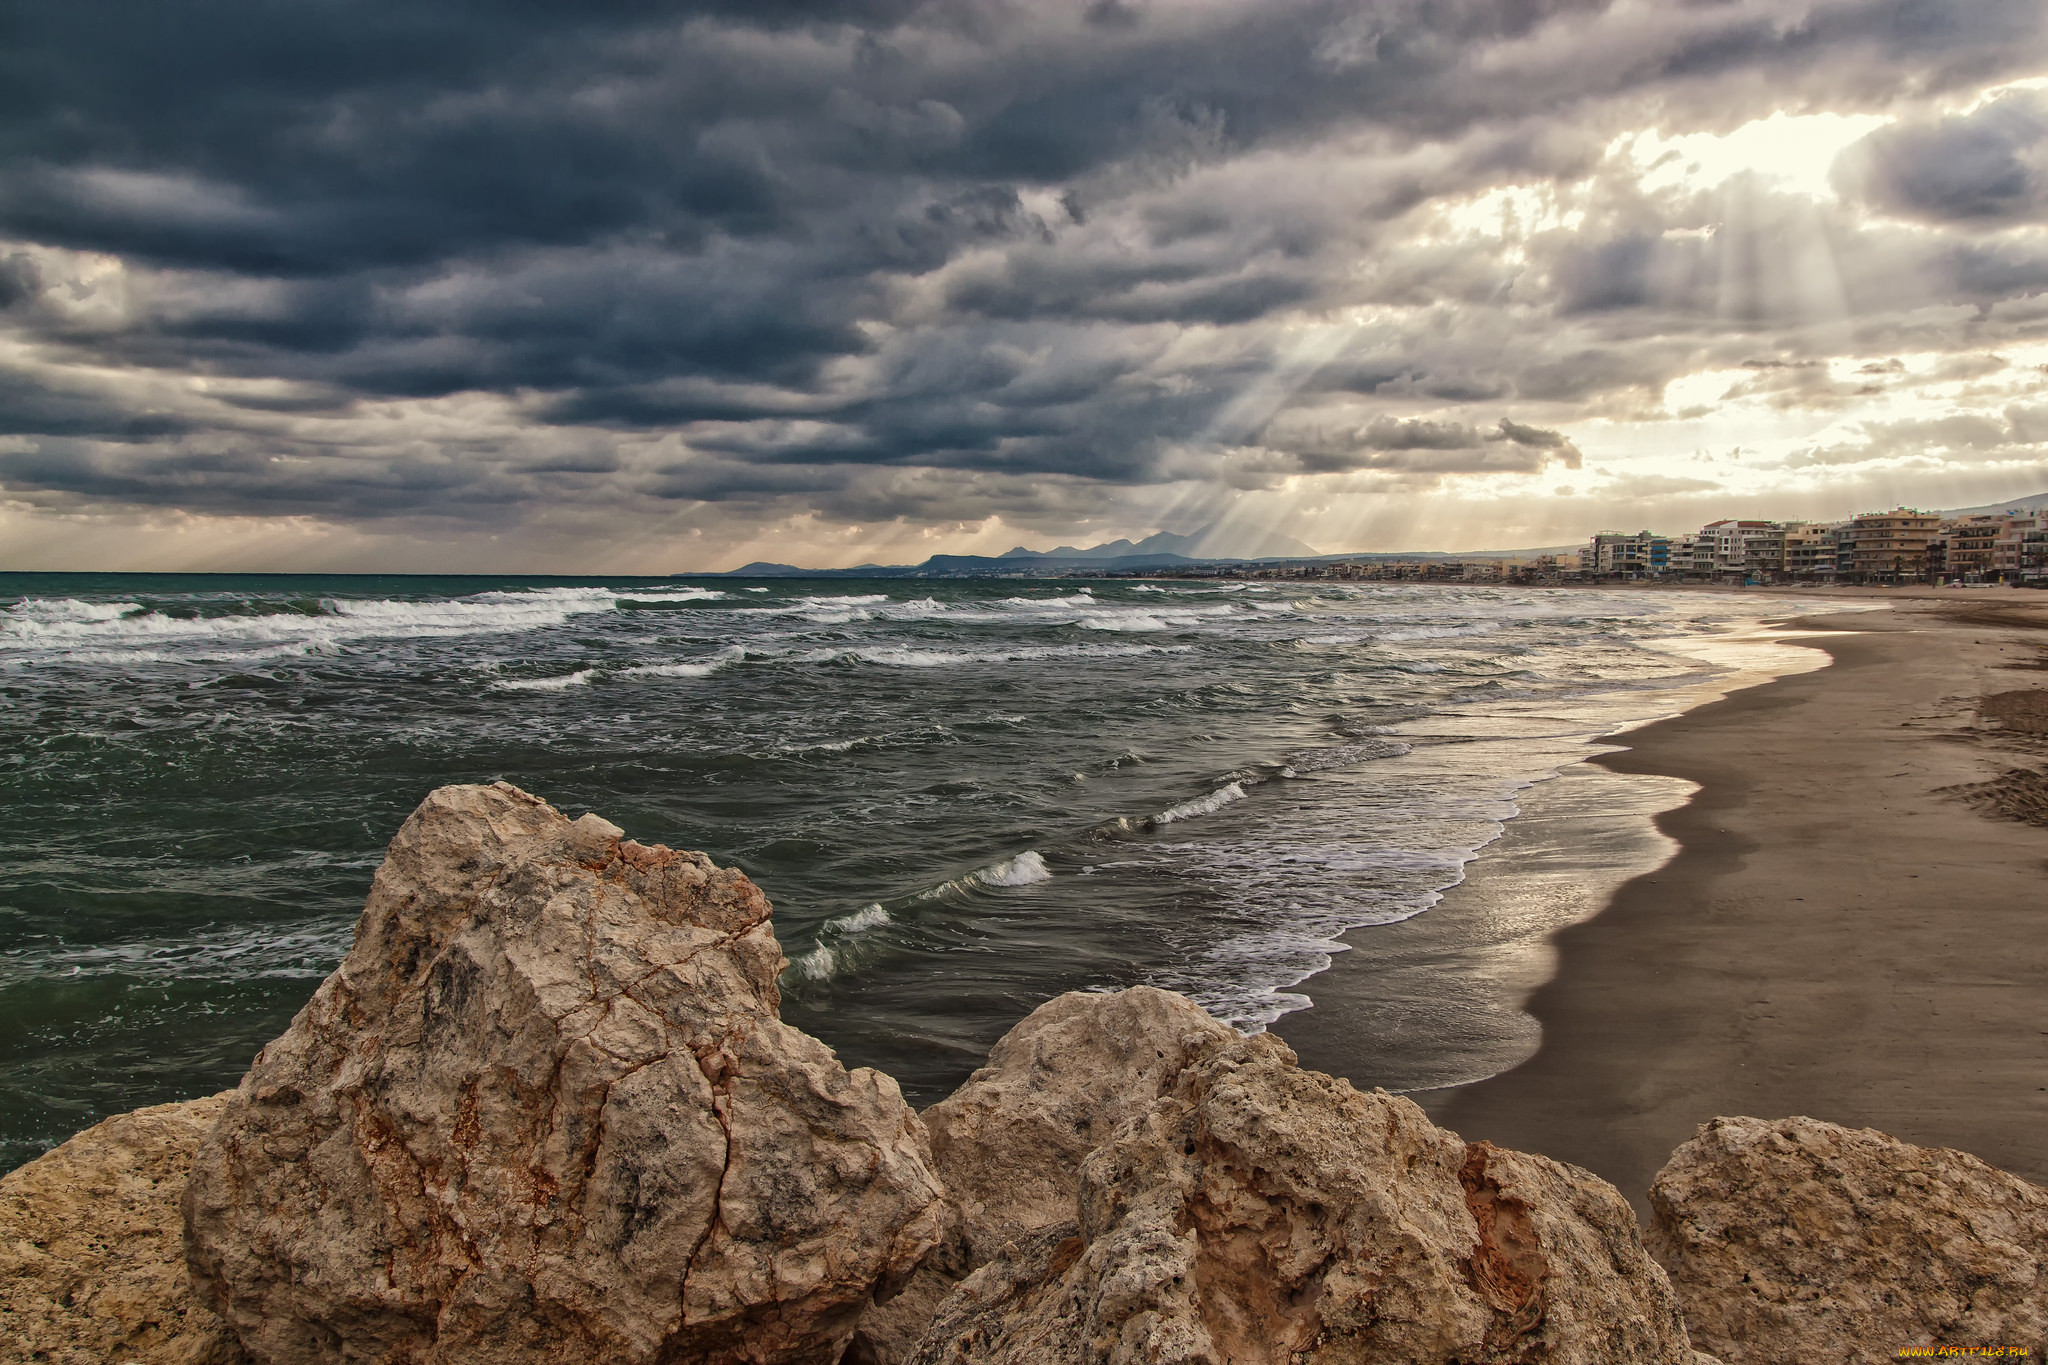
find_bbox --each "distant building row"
[1580,508,2048,585]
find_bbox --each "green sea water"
[2,571,1772,1169]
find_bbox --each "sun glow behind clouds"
[3,0,2047,571]
[1620,111,1892,201]
[1437,183,1587,242]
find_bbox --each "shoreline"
[1273,602,1844,1099]
[1411,590,2048,1211]
[1272,758,1695,1096]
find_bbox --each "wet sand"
[1280,590,2048,1212]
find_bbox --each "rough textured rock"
[183,782,945,1365]
[1649,1115,2048,1365]
[922,986,1238,1265]
[0,1094,246,1365]
[907,1029,1696,1365]
[844,987,1237,1362]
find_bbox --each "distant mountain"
[708,495,2048,579]
[995,522,1320,562]
[1946,490,2048,517]
[997,541,1130,559]
[726,560,893,576]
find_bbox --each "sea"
[0,572,1818,1170]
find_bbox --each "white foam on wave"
[734,591,886,626]
[828,904,891,934]
[615,661,722,679]
[1279,738,1413,777]
[612,587,728,603]
[791,902,897,983]
[615,645,748,679]
[792,945,840,981]
[6,598,142,624]
[326,587,617,631]
[495,668,596,691]
[973,850,1052,887]
[1155,782,1247,825]
[4,586,622,665]
[772,733,879,757]
[0,915,352,988]
[1077,612,1170,632]
[1379,621,1502,642]
[786,642,1189,669]
[744,593,888,615]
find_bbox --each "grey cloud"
[1270,413,1583,476]
[1360,417,1487,450]
[1776,405,2048,469]
[1,0,2047,545]
[0,253,40,309]
[1836,89,2048,224]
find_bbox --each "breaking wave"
[973,850,1052,887]
[1155,782,1247,825]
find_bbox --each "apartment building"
[1668,533,1702,576]
[1850,509,1941,582]
[1993,514,2048,584]
[1780,522,1838,581]
[1584,530,1670,577]
[1697,519,1785,580]
[1933,515,2003,582]
[1564,504,2042,584]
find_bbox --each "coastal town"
[1221,504,2048,587]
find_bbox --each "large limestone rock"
[1,1094,246,1365]
[846,988,1237,1361]
[183,782,945,1365]
[922,986,1238,1265]
[1649,1115,2048,1364]
[907,1029,1697,1365]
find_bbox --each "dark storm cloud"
[1835,89,2048,223]
[1267,414,1583,477]
[0,0,2045,537]
[0,252,39,309]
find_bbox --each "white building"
[1696,520,1784,580]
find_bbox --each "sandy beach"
[1279,588,2048,1212]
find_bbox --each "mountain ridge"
[703,493,2048,578]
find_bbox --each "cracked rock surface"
[182,782,945,1365]
[1649,1116,2048,1365]
[845,987,1238,1361]
[905,1028,1697,1365]
[922,986,1239,1269]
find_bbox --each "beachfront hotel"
[1573,507,2043,586]
[1218,504,2048,588]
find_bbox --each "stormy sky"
[1,0,2045,570]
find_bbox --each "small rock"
[183,782,945,1365]
[1649,1115,2048,1365]
[0,1094,246,1365]
[908,1029,1696,1364]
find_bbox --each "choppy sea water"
[0,573,1805,1168]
